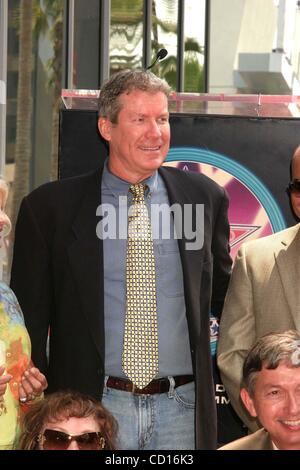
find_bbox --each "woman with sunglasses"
[18,390,118,450]
[0,179,47,450]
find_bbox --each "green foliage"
[111,0,143,25]
[32,0,63,93]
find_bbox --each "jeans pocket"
[173,383,195,409]
[102,376,111,397]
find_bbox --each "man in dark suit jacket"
[10,70,231,450]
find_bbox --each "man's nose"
[286,393,300,415]
[146,120,162,137]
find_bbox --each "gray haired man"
[220,330,300,450]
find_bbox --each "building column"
[0,0,8,175]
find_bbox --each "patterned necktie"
[122,183,159,389]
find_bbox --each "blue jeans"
[101,376,195,450]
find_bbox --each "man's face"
[98,90,170,183]
[241,363,300,450]
[290,150,300,218]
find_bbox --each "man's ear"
[240,388,258,418]
[98,117,112,142]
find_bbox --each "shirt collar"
[271,440,279,450]
[101,159,158,198]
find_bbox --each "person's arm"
[217,245,259,432]
[10,196,52,376]
[0,365,12,399]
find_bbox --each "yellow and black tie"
[122,183,158,389]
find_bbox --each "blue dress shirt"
[101,161,193,378]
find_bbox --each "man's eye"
[268,390,280,397]
[158,117,168,124]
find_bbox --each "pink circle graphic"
[164,160,274,260]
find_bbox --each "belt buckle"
[131,383,146,394]
[131,382,142,394]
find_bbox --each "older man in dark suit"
[10,70,231,450]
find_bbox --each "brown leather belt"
[106,375,194,395]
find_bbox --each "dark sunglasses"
[287,179,300,194]
[38,428,105,450]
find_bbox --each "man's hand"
[19,367,48,403]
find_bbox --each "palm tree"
[150,5,204,92]
[10,0,33,258]
[9,0,63,274]
[33,0,63,181]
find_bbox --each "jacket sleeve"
[211,188,232,317]
[217,244,259,432]
[10,196,51,375]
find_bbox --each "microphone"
[146,49,168,70]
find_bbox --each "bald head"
[291,145,300,179]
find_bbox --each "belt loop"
[103,375,109,393]
[167,376,175,398]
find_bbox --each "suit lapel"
[255,429,273,450]
[67,169,104,358]
[263,432,274,450]
[275,224,300,331]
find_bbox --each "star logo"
[229,224,261,248]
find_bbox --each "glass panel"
[184,0,206,92]
[73,0,100,89]
[151,0,178,90]
[110,0,144,74]
[6,0,64,276]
